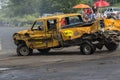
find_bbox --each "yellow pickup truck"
[13,13,120,56]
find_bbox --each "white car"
[104,7,120,16]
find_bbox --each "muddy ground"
[0,26,120,80]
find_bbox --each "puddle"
[0,68,10,71]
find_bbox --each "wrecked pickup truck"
[13,13,120,56]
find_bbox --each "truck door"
[29,20,47,49]
[45,19,59,48]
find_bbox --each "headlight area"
[13,33,22,45]
[13,33,25,39]
[13,33,30,45]
[13,33,30,38]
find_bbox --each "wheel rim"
[19,46,29,56]
[83,45,91,55]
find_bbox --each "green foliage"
[6,0,86,16]
[7,0,40,17]
[0,0,119,27]
[114,3,120,7]
[1,0,119,17]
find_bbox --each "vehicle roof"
[36,13,81,21]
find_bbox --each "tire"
[80,42,96,55]
[105,42,119,51]
[38,48,50,54]
[17,44,33,56]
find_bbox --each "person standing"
[88,12,95,22]
[94,11,102,20]
[92,4,98,14]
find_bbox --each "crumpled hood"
[17,30,30,35]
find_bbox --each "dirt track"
[0,46,120,67]
[0,46,120,80]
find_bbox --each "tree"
[6,0,40,17]
[39,0,83,14]
[2,0,119,17]
[0,0,9,8]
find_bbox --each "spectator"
[88,12,95,22]
[81,9,89,22]
[81,9,86,16]
[82,14,89,22]
[92,4,98,14]
[94,11,102,20]
[102,13,107,19]
[86,8,92,15]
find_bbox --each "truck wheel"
[38,48,50,54]
[80,42,96,55]
[105,42,119,51]
[17,44,33,56]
